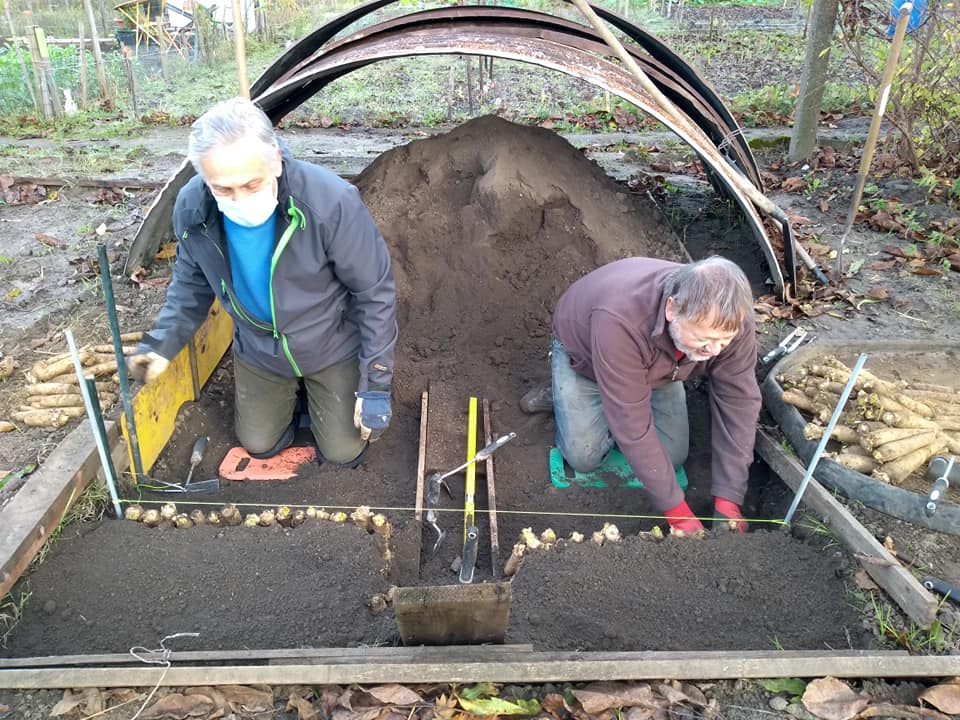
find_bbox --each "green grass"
[0,591,31,648]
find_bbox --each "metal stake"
[97,243,145,481]
[784,353,867,525]
[66,328,123,519]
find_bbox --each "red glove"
[713,498,747,533]
[663,500,705,536]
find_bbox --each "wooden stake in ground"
[833,3,912,281]
[27,26,53,119]
[81,0,110,101]
[78,20,88,108]
[231,0,250,98]
[121,45,139,118]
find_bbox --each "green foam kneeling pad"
[549,447,689,491]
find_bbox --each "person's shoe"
[520,383,554,414]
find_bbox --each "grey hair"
[186,97,279,177]
[663,256,753,332]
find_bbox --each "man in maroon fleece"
[520,256,761,535]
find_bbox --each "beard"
[667,321,714,362]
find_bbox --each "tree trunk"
[787,0,840,162]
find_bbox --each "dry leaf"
[366,685,424,706]
[818,198,830,212]
[625,708,656,720]
[854,568,879,590]
[82,688,105,715]
[919,680,960,714]
[332,708,387,720]
[36,232,65,248]
[287,691,321,720]
[541,693,569,717]
[140,692,215,719]
[782,177,807,192]
[789,214,814,226]
[801,677,869,720]
[859,703,953,720]
[573,682,660,713]
[867,260,899,271]
[218,685,273,713]
[434,693,459,720]
[154,241,177,261]
[50,689,84,717]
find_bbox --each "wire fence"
[0,33,224,118]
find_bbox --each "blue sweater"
[224,214,276,324]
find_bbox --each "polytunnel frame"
[124,1,795,297]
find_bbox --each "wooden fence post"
[121,45,140,118]
[78,20,88,108]
[28,27,54,118]
[82,0,110,101]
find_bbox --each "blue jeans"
[552,337,689,472]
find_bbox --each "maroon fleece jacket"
[552,257,761,512]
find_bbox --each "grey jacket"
[139,147,397,392]
[552,257,761,512]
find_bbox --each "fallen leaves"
[802,677,871,720]
[0,174,49,205]
[919,678,960,714]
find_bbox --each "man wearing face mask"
[519,256,761,536]
[128,97,397,466]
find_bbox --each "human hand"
[713,498,747,533]
[126,351,170,384]
[663,500,705,537]
[353,390,392,442]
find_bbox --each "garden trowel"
[152,436,220,494]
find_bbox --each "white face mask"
[215,181,278,228]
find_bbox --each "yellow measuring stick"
[464,396,479,541]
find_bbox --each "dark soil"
[0,115,876,659]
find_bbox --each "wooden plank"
[394,582,512,645]
[755,429,938,628]
[425,380,466,475]
[11,176,164,189]
[2,651,956,689]
[482,398,501,578]
[0,645,536,668]
[415,390,428,524]
[0,419,129,597]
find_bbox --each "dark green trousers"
[233,352,366,464]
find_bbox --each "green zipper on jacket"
[269,198,307,376]
[220,279,273,332]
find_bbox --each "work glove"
[663,500,705,537]
[353,390,392,443]
[126,351,170,384]
[713,498,748,533]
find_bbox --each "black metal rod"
[97,243,145,481]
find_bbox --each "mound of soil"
[2,116,868,658]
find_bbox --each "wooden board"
[0,420,129,597]
[424,379,469,475]
[755,429,938,628]
[483,398,501,578]
[121,300,232,480]
[4,650,959,689]
[394,582,512,645]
